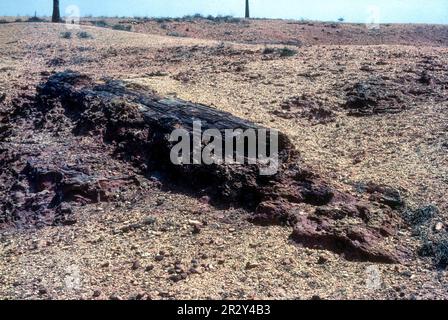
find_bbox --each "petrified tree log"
[16,71,406,262]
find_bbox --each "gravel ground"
[0,21,447,300]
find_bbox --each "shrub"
[182,14,203,21]
[60,31,72,39]
[112,24,132,31]
[154,17,171,23]
[279,47,298,57]
[27,16,45,22]
[262,47,276,54]
[77,31,93,39]
[218,15,242,23]
[434,239,448,268]
[205,15,242,24]
[93,20,108,28]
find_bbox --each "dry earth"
[0,19,447,300]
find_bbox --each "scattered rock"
[134,292,146,300]
[92,290,101,298]
[192,224,201,234]
[189,267,202,274]
[188,219,202,226]
[418,70,434,85]
[145,265,154,272]
[199,196,211,204]
[154,255,164,262]
[317,256,328,265]
[365,182,404,209]
[292,205,402,264]
[245,261,260,270]
[169,274,183,282]
[37,287,47,295]
[272,94,335,125]
[131,260,141,270]
[281,257,294,265]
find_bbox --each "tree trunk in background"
[52,0,61,22]
[245,0,250,18]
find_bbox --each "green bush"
[154,17,171,23]
[262,47,276,54]
[112,24,132,31]
[77,31,93,39]
[263,47,298,57]
[27,16,45,22]
[93,20,108,28]
[60,31,72,39]
[279,47,298,57]
[204,15,242,24]
[216,15,242,23]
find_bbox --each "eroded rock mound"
[3,71,407,263]
[0,151,136,228]
[343,79,409,116]
[272,94,336,125]
[343,70,447,117]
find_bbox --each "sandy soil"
[0,20,447,300]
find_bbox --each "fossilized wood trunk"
[9,71,407,263]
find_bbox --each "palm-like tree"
[52,0,61,22]
[245,0,250,18]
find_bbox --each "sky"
[0,0,447,24]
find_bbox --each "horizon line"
[2,14,448,26]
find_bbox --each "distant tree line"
[50,0,251,23]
